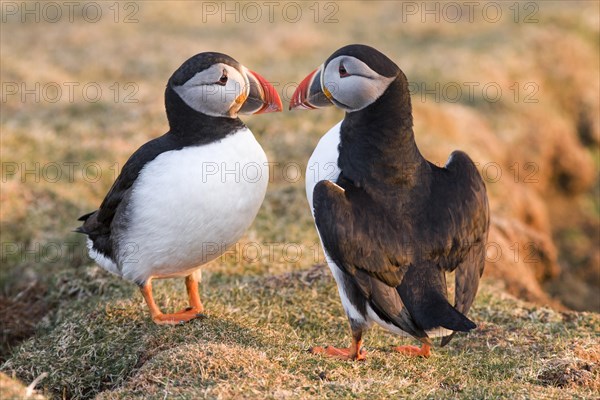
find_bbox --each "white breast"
[305,121,343,213]
[306,121,368,324]
[119,128,268,283]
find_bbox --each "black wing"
[431,151,489,345]
[314,179,432,338]
[76,133,184,237]
[437,151,489,298]
[314,179,413,288]
[314,150,488,338]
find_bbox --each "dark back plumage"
[313,49,489,345]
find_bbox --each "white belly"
[305,121,342,214]
[306,121,368,324]
[120,128,268,283]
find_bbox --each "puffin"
[76,52,282,325]
[290,44,489,360]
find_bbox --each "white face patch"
[322,56,395,112]
[172,63,249,118]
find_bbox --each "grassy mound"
[2,265,598,399]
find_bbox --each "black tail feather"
[75,210,97,234]
[427,296,476,332]
[403,289,476,332]
[73,226,87,234]
[440,332,456,347]
[398,264,476,339]
[77,211,95,222]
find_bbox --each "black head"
[166,52,282,120]
[290,44,403,112]
[169,52,241,87]
[325,44,400,79]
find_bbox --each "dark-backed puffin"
[76,52,282,324]
[290,44,489,360]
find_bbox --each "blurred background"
[1,0,598,394]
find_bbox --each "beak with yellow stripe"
[289,65,334,111]
[290,45,399,113]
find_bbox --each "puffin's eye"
[339,64,349,78]
[217,75,228,86]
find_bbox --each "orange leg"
[139,277,204,325]
[176,274,204,314]
[310,329,366,361]
[392,343,431,358]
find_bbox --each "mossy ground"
[2,265,599,399]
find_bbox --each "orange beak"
[289,65,333,111]
[239,69,283,114]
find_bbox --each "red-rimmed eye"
[217,75,228,85]
[339,65,349,78]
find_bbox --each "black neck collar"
[164,85,245,143]
[337,76,429,193]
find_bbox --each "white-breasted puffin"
[290,44,489,360]
[76,52,282,324]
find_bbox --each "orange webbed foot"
[140,275,206,326]
[151,309,206,325]
[392,344,431,358]
[310,346,367,361]
[175,305,204,314]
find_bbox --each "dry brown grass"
[0,372,46,400]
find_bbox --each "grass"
[2,265,599,399]
[1,1,599,398]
